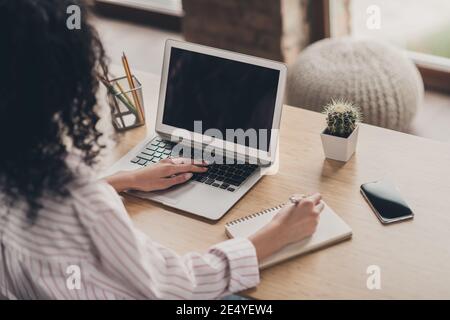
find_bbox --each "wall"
[182,0,311,63]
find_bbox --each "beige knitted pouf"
[286,38,424,131]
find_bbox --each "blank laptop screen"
[162,47,280,152]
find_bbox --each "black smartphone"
[360,180,414,224]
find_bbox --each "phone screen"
[361,180,413,223]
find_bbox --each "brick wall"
[182,0,310,63]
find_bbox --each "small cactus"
[323,99,362,138]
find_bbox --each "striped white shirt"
[0,180,260,299]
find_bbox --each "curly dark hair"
[0,0,108,220]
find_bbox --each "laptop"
[107,40,287,220]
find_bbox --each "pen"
[289,195,305,205]
[99,76,137,114]
[115,81,136,112]
[99,76,127,128]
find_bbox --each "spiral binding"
[226,204,284,226]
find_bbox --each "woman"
[0,0,323,299]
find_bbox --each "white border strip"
[96,0,184,17]
[408,51,450,72]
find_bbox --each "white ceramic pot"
[320,125,359,162]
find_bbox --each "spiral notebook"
[225,202,352,269]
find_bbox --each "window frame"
[94,0,182,32]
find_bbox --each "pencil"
[122,53,144,122]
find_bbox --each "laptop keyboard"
[130,137,174,165]
[191,163,258,192]
[130,137,258,192]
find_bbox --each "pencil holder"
[106,75,145,131]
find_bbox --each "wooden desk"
[107,68,450,299]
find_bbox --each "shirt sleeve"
[76,182,260,300]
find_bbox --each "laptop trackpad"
[130,182,196,205]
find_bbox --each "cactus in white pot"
[321,100,362,162]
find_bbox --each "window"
[329,0,450,91]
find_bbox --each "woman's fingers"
[289,193,305,203]
[305,193,322,206]
[159,158,173,164]
[157,158,208,177]
[160,173,193,189]
[170,157,208,166]
[165,163,207,176]
[314,201,325,215]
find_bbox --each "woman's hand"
[248,193,324,262]
[105,158,208,193]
